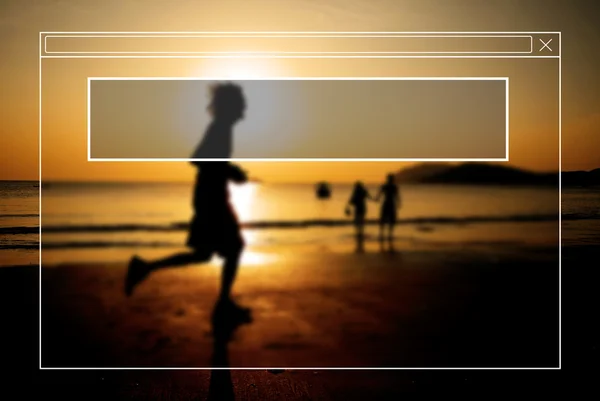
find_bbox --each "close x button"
[539,38,553,52]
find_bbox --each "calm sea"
[0,180,596,266]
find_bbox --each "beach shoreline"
[4,219,590,399]
[1,242,571,398]
[35,245,559,369]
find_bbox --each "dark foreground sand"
[1,244,574,398]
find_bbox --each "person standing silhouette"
[346,181,372,252]
[375,173,401,247]
[125,82,249,315]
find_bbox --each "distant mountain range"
[560,168,600,187]
[394,163,600,186]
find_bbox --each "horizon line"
[2,163,594,184]
[2,166,593,183]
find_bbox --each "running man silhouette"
[346,181,373,251]
[375,173,401,246]
[125,83,250,316]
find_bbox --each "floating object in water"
[315,182,331,199]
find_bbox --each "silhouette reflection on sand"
[208,299,253,401]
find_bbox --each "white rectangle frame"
[39,31,561,371]
[86,76,509,162]
[44,34,533,55]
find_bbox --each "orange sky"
[1,0,599,182]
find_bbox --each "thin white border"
[87,78,91,161]
[87,76,509,162]
[38,32,43,370]
[43,56,559,59]
[558,32,562,368]
[43,367,557,371]
[506,77,510,157]
[40,31,562,33]
[44,34,533,55]
[39,31,561,371]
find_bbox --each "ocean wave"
[3,237,542,251]
[0,212,572,236]
[0,244,39,250]
[43,241,179,249]
[560,212,600,220]
[0,227,40,234]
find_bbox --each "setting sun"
[194,58,285,78]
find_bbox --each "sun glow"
[230,181,257,223]
[194,59,285,79]
[228,182,275,266]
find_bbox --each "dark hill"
[395,163,558,185]
[395,163,453,183]
[562,168,600,187]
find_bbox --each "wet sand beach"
[2,242,568,399]
[38,247,559,369]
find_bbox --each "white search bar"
[44,34,533,54]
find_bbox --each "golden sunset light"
[1,0,596,396]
